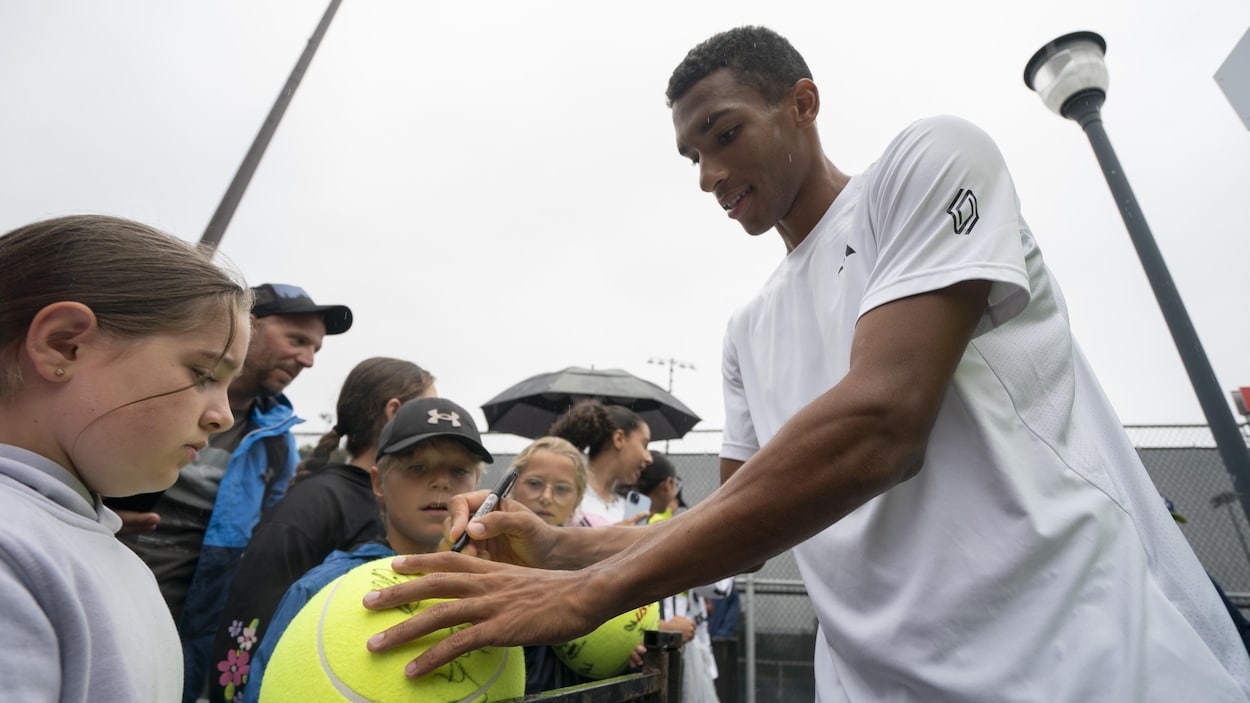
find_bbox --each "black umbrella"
[481,366,702,441]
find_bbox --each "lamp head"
[1024,31,1109,117]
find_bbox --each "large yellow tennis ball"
[552,602,660,679]
[260,557,524,702]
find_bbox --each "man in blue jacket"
[110,283,352,703]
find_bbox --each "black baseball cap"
[377,397,494,464]
[636,450,677,495]
[251,283,353,335]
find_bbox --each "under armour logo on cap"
[428,409,462,427]
[376,397,493,463]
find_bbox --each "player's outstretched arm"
[365,279,991,678]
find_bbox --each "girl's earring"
[54,368,65,377]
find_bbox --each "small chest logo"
[838,244,856,274]
[946,189,980,234]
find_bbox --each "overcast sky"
[3,1,1249,452]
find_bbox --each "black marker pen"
[451,467,519,553]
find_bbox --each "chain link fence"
[1127,425,1250,603]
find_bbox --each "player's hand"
[440,490,561,568]
[659,615,696,643]
[113,509,160,534]
[363,553,623,678]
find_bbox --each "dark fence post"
[711,636,739,703]
[644,629,684,703]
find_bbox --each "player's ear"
[792,78,820,128]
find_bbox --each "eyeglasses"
[515,476,579,502]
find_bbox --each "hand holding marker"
[451,467,519,553]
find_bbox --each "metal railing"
[522,631,684,702]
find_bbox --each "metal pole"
[665,363,674,453]
[200,0,343,251]
[744,573,756,703]
[1064,90,1250,526]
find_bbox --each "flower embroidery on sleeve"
[238,618,259,651]
[217,648,250,688]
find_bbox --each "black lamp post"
[1025,31,1250,526]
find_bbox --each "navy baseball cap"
[251,283,353,335]
[377,397,494,464]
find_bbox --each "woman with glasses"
[510,437,587,527]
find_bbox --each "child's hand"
[113,510,160,534]
[659,615,696,643]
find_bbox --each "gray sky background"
[3,1,1249,453]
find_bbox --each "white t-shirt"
[721,115,1250,701]
[576,487,627,527]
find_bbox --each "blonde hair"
[513,436,588,505]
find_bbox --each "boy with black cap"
[110,283,352,703]
[240,397,491,702]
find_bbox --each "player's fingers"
[470,506,540,538]
[405,621,498,678]
[443,490,493,543]
[387,551,490,577]
[366,591,487,654]
[365,558,492,610]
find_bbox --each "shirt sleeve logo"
[945,188,980,235]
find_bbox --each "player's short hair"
[666,25,813,107]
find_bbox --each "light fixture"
[1024,31,1108,118]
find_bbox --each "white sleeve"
[860,115,1030,333]
[719,323,758,462]
[690,576,736,599]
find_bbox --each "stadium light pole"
[200,0,342,251]
[647,356,695,452]
[1025,31,1250,526]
